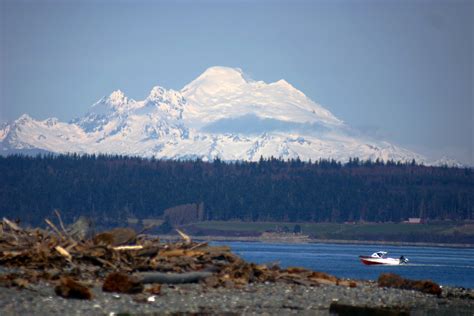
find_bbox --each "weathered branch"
[113,245,144,251]
[176,228,191,244]
[54,210,69,237]
[2,218,22,231]
[137,271,213,284]
[55,245,72,262]
[45,219,64,239]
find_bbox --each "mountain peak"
[16,114,33,123]
[275,79,291,87]
[272,79,300,92]
[182,66,249,95]
[147,86,166,101]
[87,90,130,117]
[199,66,245,79]
[107,90,128,107]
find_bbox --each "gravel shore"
[1,280,473,315]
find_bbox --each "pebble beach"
[1,279,473,315]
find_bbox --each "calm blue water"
[211,241,474,288]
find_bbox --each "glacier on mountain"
[1,66,432,164]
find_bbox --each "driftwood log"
[93,228,137,246]
[137,271,213,284]
[103,271,214,293]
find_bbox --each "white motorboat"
[359,251,408,265]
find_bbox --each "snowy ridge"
[181,66,342,129]
[0,66,439,164]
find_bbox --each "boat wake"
[406,263,474,269]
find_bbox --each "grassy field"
[128,218,164,226]
[189,221,474,244]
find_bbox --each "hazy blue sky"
[1,0,472,164]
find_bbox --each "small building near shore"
[406,217,423,224]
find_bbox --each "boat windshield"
[371,251,388,258]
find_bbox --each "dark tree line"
[0,154,472,226]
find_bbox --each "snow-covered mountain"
[1,66,432,163]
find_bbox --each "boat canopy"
[371,251,388,258]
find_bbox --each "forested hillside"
[0,154,472,226]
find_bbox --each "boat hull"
[359,256,403,265]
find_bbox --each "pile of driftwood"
[0,216,355,299]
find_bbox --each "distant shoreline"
[158,234,474,248]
